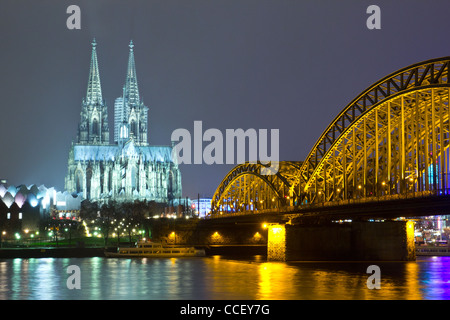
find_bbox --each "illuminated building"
[192,198,212,217]
[0,183,83,233]
[65,39,182,203]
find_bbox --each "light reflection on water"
[0,255,449,300]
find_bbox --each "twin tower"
[65,39,182,203]
[78,39,148,146]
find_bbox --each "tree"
[143,201,163,239]
[79,200,99,222]
[98,200,119,247]
[121,202,136,244]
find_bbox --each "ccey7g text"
[180,304,270,317]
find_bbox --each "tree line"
[79,199,165,246]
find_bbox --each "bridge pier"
[267,220,415,261]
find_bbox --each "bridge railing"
[311,189,445,207]
[207,189,450,218]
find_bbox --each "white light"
[29,198,39,207]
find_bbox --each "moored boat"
[104,240,205,258]
[416,245,450,256]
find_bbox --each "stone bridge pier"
[267,220,416,261]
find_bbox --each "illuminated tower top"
[114,40,148,146]
[124,40,140,107]
[78,39,109,145]
[86,38,103,105]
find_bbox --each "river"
[0,255,449,300]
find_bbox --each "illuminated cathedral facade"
[65,39,182,203]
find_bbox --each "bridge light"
[337,188,341,192]
[358,185,362,189]
[318,191,322,195]
[381,181,386,186]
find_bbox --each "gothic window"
[168,171,174,200]
[75,170,83,194]
[86,167,93,198]
[130,120,137,138]
[120,125,129,139]
[131,166,137,191]
[92,118,99,136]
[108,169,113,192]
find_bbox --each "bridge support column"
[267,220,416,261]
[267,224,286,261]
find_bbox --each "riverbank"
[0,247,107,258]
[0,244,267,259]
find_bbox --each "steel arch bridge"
[211,161,302,214]
[211,57,450,215]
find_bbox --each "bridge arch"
[210,161,302,214]
[210,57,450,213]
[297,57,450,204]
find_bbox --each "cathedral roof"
[73,144,175,163]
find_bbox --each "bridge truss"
[211,57,450,214]
[211,161,301,214]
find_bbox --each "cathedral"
[65,39,182,203]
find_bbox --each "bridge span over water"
[211,57,450,220]
[205,57,450,261]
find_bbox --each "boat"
[104,240,206,258]
[416,245,450,256]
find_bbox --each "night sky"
[0,1,449,199]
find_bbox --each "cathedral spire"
[86,38,103,105]
[78,38,109,145]
[124,40,140,106]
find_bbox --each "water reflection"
[0,256,449,299]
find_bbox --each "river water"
[0,255,449,300]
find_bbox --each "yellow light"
[211,231,222,242]
[382,181,386,186]
[271,227,283,234]
[337,188,341,192]
[262,223,268,229]
[267,224,286,261]
[358,185,362,189]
